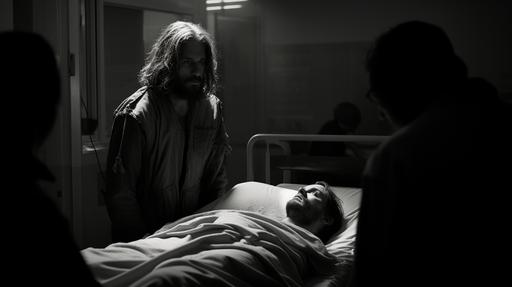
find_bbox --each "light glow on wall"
[223,4,242,9]
[206,0,246,11]
[206,6,222,11]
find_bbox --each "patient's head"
[285,181,344,243]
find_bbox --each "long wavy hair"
[139,21,217,95]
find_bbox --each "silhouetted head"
[285,181,344,243]
[366,21,468,126]
[139,21,217,99]
[333,102,362,133]
[0,31,60,151]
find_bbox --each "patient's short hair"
[316,181,344,243]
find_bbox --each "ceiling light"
[223,4,242,9]
[207,5,222,11]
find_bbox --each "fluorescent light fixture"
[207,5,222,11]
[223,4,242,9]
[206,0,247,3]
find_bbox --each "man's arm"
[105,114,146,242]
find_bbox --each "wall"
[103,5,144,132]
[0,0,13,30]
[212,0,512,185]
[259,0,512,91]
[106,0,206,25]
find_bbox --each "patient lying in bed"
[83,182,343,286]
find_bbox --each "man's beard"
[171,76,205,101]
[285,200,321,227]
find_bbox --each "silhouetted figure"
[1,31,100,286]
[310,101,362,157]
[352,21,512,287]
[294,102,364,187]
[105,21,231,242]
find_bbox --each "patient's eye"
[308,189,321,198]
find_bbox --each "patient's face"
[286,184,328,227]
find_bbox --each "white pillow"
[197,181,294,220]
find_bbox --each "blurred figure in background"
[1,31,100,286]
[310,101,362,157]
[352,20,512,287]
[294,101,364,187]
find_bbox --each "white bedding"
[83,209,338,286]
[83,181,360,286]
[198,181,361,286]
[199,182,361,261]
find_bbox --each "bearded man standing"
[105,21,231,243]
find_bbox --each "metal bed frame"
[246,133,389,183]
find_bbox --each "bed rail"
[246,133,389,183]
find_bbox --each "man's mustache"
[185,76,203,83]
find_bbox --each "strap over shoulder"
[111,87,148,174]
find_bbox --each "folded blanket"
[83,210,338,286]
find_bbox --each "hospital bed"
[83,133,388,286]
[241,133,388,286]
[246,133,388,185]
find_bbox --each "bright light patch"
[223,0,248,3]
[207,6,222,11]
[223,4,242,9]
[206,0,222,4]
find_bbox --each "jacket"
[105,87,230,242]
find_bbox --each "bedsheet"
[196,181,361,287]
[83,210,338,287]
